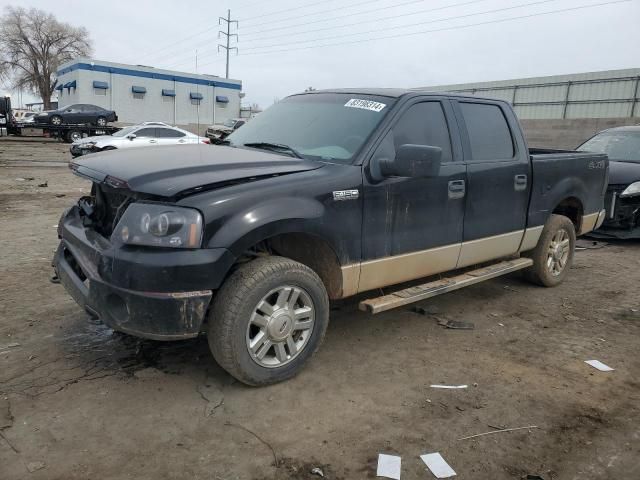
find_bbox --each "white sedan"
[70,122,209,157]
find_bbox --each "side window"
[156,128,185,138]
[459,102,514,161]
[135,128,156,138]
[388,102,453,162]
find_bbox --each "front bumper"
[70,144,97,158]
[53,206,235,340]
[595,186,640,239]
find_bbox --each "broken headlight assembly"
[620,181,640,198]
[112,203,203,248]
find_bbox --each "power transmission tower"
[218,9,238,79]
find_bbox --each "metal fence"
[425,70,640,120]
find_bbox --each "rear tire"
[208,256,330,386]
[523,214,576,287]
[66,129,82,143]
[96,116,107,127]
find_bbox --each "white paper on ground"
[377,454,401,479]
[430,385,468,389]
[585,360,614,371]
[420,452,456,478]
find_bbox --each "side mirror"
[380,144,442,178]
[127,134,137,140]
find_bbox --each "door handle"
[514,174,528,191]
[448,180,466,199]
[149,139,157,143]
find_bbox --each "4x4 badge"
[333,189,359,201]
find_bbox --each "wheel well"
[552,197,583,232]
[244,233,344,300]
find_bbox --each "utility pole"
[218,9,238,79]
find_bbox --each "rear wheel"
[96,116,107,127]
[66,129,82,143]
[523,214,576,287]
[208,256,329,386]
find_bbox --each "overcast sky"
[1,0,638,108]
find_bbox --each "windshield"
[225,93,395,163]
[112,126,138,137]
[578,131,640,163]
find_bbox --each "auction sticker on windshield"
[344,98,386,112]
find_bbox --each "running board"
[358,257,533,314]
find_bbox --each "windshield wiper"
[242,142,303,159]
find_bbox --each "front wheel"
[50,115,63,126]
[523,214,576,287]
[208,256,330,386]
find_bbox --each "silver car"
[70,122,209,157]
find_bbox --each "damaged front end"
[52,180,233,340]
[594,184,640,239]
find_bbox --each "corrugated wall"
[423,69,640,120]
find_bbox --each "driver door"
[359,99,466,292]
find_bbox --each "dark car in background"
[35,104,117,127]
[578,126,640,238]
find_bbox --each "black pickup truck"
[54,89,608,385]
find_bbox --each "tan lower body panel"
[579,210,605,235]
[340,264,361,298]
[356,243,460,293]
[456,230,524,269]
[518,225,544,252]
[359,257,534,314]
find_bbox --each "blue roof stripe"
[57,62,242,90]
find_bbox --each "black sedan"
[35,104,117,127]
[578,126,640,239]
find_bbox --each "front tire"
[208,256,330,386]
[50,115,63,126]
[524,214,576,287]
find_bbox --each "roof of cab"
[294,87,503,102]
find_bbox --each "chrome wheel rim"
[97,118,106,126]
[546,229,570,276]
[51,116,61,125]
[246,285,315,368]
[70,132,81,142]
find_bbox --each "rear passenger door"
[453,100,530,268]
[155,127,187,145]
[360,99,466,292]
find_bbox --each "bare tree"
[0,7,92,109]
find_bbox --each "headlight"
[112,203,203,248]
[620,181,640,198]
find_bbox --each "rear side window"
[156,128,185,138]
[460,102,514,161]
[135,128,156,138]
[389,102,453,162]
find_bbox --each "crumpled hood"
[73,135,106,146]
[609,160,640,185]
[208,125,233,134]
[70,144,323,197]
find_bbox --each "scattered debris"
[503,285,519,292]
[38,181,48,188]
[197,383,224,416]
[457,425,538,441]
[55,193,66,198]
[498,323,505,327]
[413,305,441,315]
[6,343,20,348]
[437,318,474,330]
[50,274,60,284]
[26,461,46,473]
[15,176,35,182]
[420,452,456,478]
[525,475,545,480]
[584,360,614,372]
[225,422,278,467]
[310,466,325,477]
[576,239,608,250]
[0,398,13,430]
[430,385,468,389]
[377,453,401,479]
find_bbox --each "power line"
[233,0,631,57]
[241,0,424,32]
[239,0,490,44]
[238,0,366,22]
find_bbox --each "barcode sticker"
[344,98,386,112]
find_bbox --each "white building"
[55,58,242,130]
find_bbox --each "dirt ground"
[1,136,639,480]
